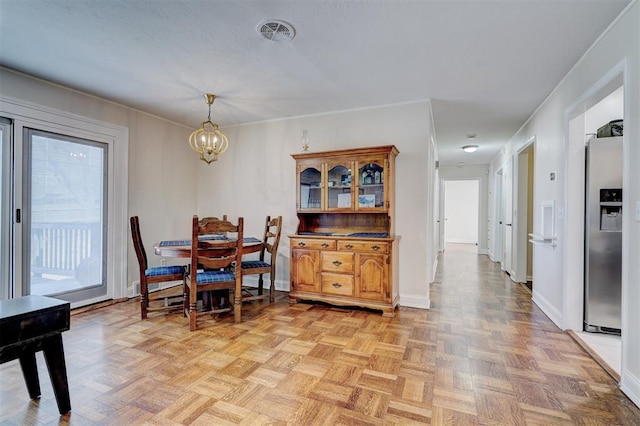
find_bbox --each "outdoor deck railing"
[31,222,100,277]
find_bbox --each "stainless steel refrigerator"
[584,136,622,334]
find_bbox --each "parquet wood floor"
[2,243,639,425]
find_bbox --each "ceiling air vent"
[257,20,295,42]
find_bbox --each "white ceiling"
[0,0,630,166]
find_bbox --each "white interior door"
[503,159,513,274]
[494,169,504,263]
[444,180,479,244]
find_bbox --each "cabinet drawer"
[291,238,336,250]
[321,252,354,273]
[338,240,388,253]
[321,273,354,296]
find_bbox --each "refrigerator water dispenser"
[599,188,622,232]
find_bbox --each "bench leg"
[19,352,41,400]
[42,334,71,414]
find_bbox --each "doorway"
[443,180,479,247]
[0,96,128,308]
[502,160,513,275]
[493,169,504,263]
[565,75,624,377]
[514,139,535,288]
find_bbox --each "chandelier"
[188,93,229,164]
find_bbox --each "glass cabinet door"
[326,163,352,210]
[299,165,322,210]
[357,161,385,210]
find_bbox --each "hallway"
[1,243,639,424]
[433,243,639,423]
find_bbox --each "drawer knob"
[332,282,342,288]
[297,242,306,247]
[372,245,380,250]
[345,244,353,249]
[321,243,329,248]
[332,260,342,266]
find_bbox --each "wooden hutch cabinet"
[289,145,399,317]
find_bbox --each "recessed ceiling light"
[462,145,479,153]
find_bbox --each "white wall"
[488,2,640,406]
[443,180,478,244]
[0,68,198,294]
[0,68,439,311]
[201,102,437,309]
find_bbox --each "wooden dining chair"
[130,216,186,320]
[238,215,282,303]
[184,215,244,331]
[195,215,229,309]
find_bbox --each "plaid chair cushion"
[146,265,185,277]
[241,260,271,270]
[196,270,235,284]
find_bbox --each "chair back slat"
[261,216,282,258]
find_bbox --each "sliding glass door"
[23,129,108,303]
[0,118,11,300]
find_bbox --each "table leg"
[19,352,41,399]
[42,334,71,414]
[233,287,241,323]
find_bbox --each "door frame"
[564,66,625,332]
[513,136,535,284]
[0,96,129,306]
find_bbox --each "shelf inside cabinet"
[296,213,390,236]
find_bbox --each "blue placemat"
[159,240,190,247]
[243,237,262,243]
[159,236,261,247]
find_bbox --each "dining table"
[153,235,263,258]
[153,235,264,319]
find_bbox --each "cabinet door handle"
[372,245,380,251]
[321,243,329,248]
[297,242,306,247]
[345,244,353,249]
[332,282,342,288]
[332,260,342,266]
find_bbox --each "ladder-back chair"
[239,215,282,303]
[130,216,185,319]
[184,215,243,330]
